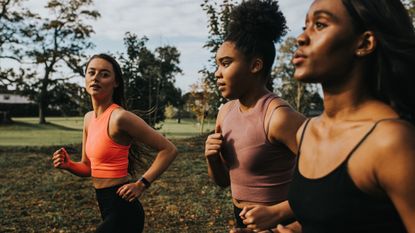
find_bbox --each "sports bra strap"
[344,118,400,162]
[297,118,311,156]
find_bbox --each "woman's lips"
[217,82,225,91]
[90,84,101,90]
[292,51,307,65]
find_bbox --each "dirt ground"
[0,136,235,233]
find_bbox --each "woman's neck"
[238,86,270,112]
[91,98,114,118]
[321,70,372,122]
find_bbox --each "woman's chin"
[293,72,317,84]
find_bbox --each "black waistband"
[95,182,128,196]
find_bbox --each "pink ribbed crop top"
[85,104,130,178]
[221,93,296,203]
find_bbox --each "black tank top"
[288,119,406,233]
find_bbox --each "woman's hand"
[116,181,146,202]
[240,205,279,231]
[205,125,223,159]
[275,224,296,233]
[230,228,255,233]
[229,227,288,233]
[52,147,71,170]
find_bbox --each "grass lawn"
[0,117,230,232]
[0,117,214,146]
[157,118,215,138]
[0,137,234,233]
[0,117,83,146]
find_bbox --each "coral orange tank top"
[86,104,130,178]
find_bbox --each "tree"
[189,80,213,134]
[404,0,415,25]
[48,82,90,116]
[164,104,177,119]
[19,0,100,124]
[120,32,182,127]
[0,0,33,88]
[200,0,236,117]
[273,37,323,115]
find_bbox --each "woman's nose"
[296,32,309,47]
[214,67,221,79]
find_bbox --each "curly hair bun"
[228,0,287,43]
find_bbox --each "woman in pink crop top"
[51,54,177,233]
[204,1,305,232]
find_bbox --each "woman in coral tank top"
[51,54,177,233]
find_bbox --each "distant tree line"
[1,0,413,126]
[0,0,183,127]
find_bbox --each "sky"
[23,0,311,93]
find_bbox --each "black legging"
[95,184,145,233]
[233,205,247,228]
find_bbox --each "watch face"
[139,177,151,188]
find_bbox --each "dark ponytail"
[342,0,415,124]
[225,0,287,77]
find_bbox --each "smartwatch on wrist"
[138,176,151,189]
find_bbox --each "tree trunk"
[200,104,206,134]
[38,68,50,124]
[296,83,303,112]
[0,111,12,124]
[177,109,181,124]
[38,101,46,124]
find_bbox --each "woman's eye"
[315,22,326,29]
[87,71,95,76]
[222,62,230,67]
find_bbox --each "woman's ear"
[250,58,264,74]
[355,31,376,57]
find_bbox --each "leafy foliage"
[120,32,182,127]
[189,80,214,133]
[404,0,415,25]
[200,0,237,116]
[17,0,100,123]
[0,0,33,88]
[273,37,323,115]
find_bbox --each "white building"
[0,93,33,104]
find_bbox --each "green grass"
[0,117,214,146]
[0,118,83,146]
[157,118,215,138]
[0,137,234,232]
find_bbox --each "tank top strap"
[220,100,238,123]
[297,118,312,157]
[99,104,119,124]
[262,92,279,107]
[264,103,291,137]
[344,118,400,162]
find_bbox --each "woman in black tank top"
[238,0,415,232]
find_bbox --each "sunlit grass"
[0,117,215,146]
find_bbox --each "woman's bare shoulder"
[371,119,415,168]
[374,119,415,147]
[111,108,154,136]
[83,111,94,127]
